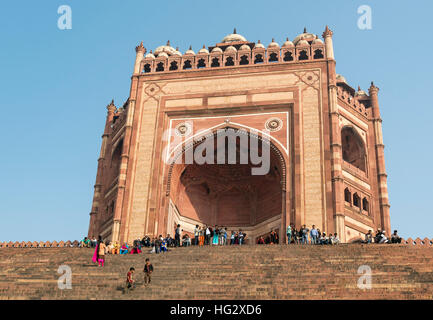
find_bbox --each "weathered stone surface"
[0,245,432,300]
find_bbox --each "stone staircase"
[0,244,432,300]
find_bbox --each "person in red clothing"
[126,267,135,292]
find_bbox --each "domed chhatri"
[198,45,209,54]
[336,74,347,83]
[184,45,195,55]
[254,40,265,49]
[268,38,280,48]
[282,38,294,48]
[221,28,247,43]
[154,40,176,56]
[293,27,317,45]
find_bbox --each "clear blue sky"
[0,0,432,241]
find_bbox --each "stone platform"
[0,245,432,300]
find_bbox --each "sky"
[0,0,432,241]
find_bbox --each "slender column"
[133,42,145,75]
[323,26,346,242]
[88,100,116,238]
[369,83,391,233]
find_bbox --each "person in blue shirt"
[310,225,318,245]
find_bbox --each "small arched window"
[283,51,293,62]
[143,64,151,73]
[344,188,351,203]
[353,193,360,208]
[183,60,192,70]
[298,50,308,61]
[211,57,220,67]
[254,54,263,64]
[313,49,324,59]
[197,59,206,68]
[239,55,249,65]
[169,61,178,71]
[269,52,278,62]
[362,198,369,212]
[155,62,164,72]
[225,56,234,66]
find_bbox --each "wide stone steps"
[1,245,432,299]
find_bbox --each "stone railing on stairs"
[0,237,432,248]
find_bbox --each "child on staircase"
[143,258,154,286]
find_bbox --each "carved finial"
[135,41,145,53]
[203,44,206,49]
[304,27,307,33]
[286,37,289,41]
[258,39,261,43]
[358,85,361,91]
[233,28,237,34]
[272,38,275,42]
[189,45,192,50]
[322,25,333,38]
[369,81,379,94]
[107,99,116,112]
[167,40,170,46]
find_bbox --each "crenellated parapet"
[138,28,327,75]
[336,85,370,118]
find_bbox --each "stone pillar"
[323,25,334,60]
[133,42,145,75]
[369,82,391,234]
[88,100,116,238]
[323,26,346,242]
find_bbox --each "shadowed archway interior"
[168,129,285,229]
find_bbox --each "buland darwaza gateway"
[87,27,391,244]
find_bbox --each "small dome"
[184,46,195,55]
[312,36,324,45]
[173,47,182,56]
[282,38,294,48]
[145,50,155,59]
[268,38,280,48]
[254,40,265,49]
[293,28,316,45]
[336,74,347,83]
[239,44,251,51]
[154,40,176,56]
[225,45,237,53]
[356,86,368,97]
[198,45,209,54]
[211,47,223,53]
[157,52,169,58]
[296,39,309,47]
[221,28,247,43]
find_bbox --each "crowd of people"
[364,229,402,244]
[284,224,341,245]
[80,226,403,265]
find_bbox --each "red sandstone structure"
[87,27,391,244]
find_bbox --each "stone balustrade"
[1,237,432,248]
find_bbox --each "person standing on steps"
[97,240,106,267]
[194,225,200,246]
[175,224,181,247]
[286,224,292,244]
[143,258,154,286]
[126,267,135,291]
